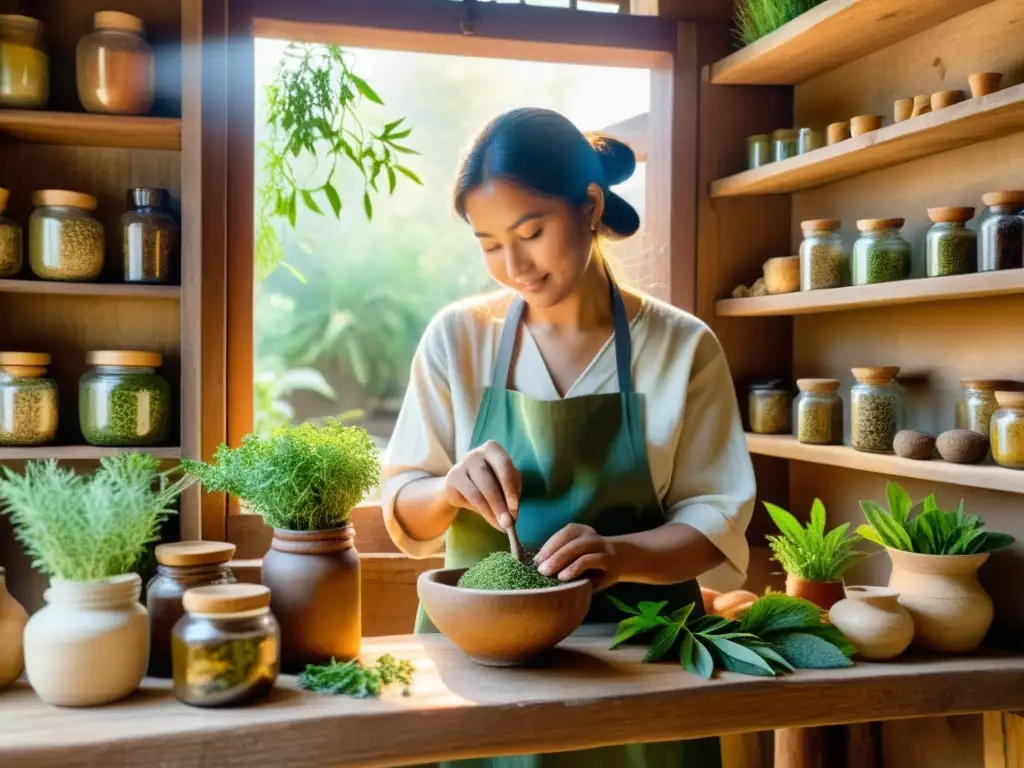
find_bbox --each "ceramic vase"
[886,548,993,652]
[24,573,149,706]
[828,586,914,660]
[786,575,846,610]
[261,524,360,673]
[0,567,28,689]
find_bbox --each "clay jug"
[786,574,846,610]
[0,566,28,688]
[886,548,992,652]
[261,524,360,673]
[828,586,914,660]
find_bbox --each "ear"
[585,183,605,232]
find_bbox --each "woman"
[382,107,756,767]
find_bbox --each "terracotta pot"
[911,95,931,118]
[763,255,800,295]
[969,72,1003,98]
[893,98,913,123]
[24,573,148,706]
[931,90,965,111]
[261,524,360,673]
[786,575,845,610]
[826,121,850,145]
[0,567,28,689]
[850,114,883,137]
[828,586,914,660]
[886,548,993,652]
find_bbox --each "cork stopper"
[0,352,50,367]
[982,191,1024,208]
[183,584,271,614]
[33,190,98,211]
[94,11,145,34]
[797,378,841,394]
[0,15,42,33]
[86,350,162,367]
[801,219,840,232]
[852,366,899,385]
[856,218,905,232]
[961,378,1016,392]
[927,207,975,224]
[155,541,236,568]
[995,391,1024,409]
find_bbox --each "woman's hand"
[444,440,521,531]
[534,523,620,591]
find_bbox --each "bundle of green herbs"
[764,499,866,582]
[457,551,561,591]
[858,481,1014,555]
[0,454,193,582]
[182,419,380,531]
[610,593,854,679]
[298,653,414,698]
[734,0,826,47]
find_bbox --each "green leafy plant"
[182,419,380,531]
[858,481,1015,555]
[298,653,413,698]
[609,593,853,680]
[0,455,193,582]
[734,0,826,46]
[764,499,866,582]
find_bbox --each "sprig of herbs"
[297,654,414,698]
[764,498,866,582]
[733,0,825,46]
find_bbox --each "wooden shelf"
[0,446,182,460]
[0,110,181,151]
[0,279,180,300]
[717,269,1024,317]
[710,0,995,86]
[746,434,1024,494]
[710,84,1024,197]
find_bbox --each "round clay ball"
[893,430,936,460]
[936,429,989,464]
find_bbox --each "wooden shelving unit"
[0,110,181,151]
[0,446,182,461]
[0,279,180,300]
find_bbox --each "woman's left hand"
[533,523,620,591]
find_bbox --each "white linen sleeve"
[664,329,756,589]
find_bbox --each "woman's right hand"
[444,440,521,531]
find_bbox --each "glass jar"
[926,207,977,277]
[147,541,237,679]
[172,584,279,708]
[851,218,912,285]
[0,352,57,446]
[797,128,823,154]
[0,187,22,278]
[978,192,1024,272]
[771,129,798,162]
[795,378,843,445]
[991,391,1024,470]
[956,379,1010,437]
[850,366,902,454]
[29,190,105,282]
[79,350,171,446]
[0,15,48,108]
[748,379,790,435]
[76,11,155,115]
[799,219,846,290]
[746,134,770,170]
[123,188,178,284]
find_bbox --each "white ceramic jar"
[828,586,914,661]
[24,572,148,706]
[0,566,28,689]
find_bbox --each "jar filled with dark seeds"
[123,187,177,284]
[799,219,846,290]
[795,378,843,445]
[79,349,171,446]
[0,187,23,278]
[748,379,790,434]
[0,352,58,446]
[956,378,1010,438]
[926,206,977,278]
[850,367,902,453]
[29,189,104,281]
[978,191,1024,272]
[851,218,911,285]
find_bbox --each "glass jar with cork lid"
[926,207,977,277]
[76,11,155,115]
[0,14,48,108]
[29,190,105,282]
[747,379,790,435]
[0,352,58,446]
[795,379,843,445]
[991,391,1024,470]
[799,219,846,290]
[79,350,171,446]
[0,187,22,278]
[123,188,177,283]
[850,367,902,454]
[956,379,1012,438]
[978,191,1024,272]
[851,218,911,285]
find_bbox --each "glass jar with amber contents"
[0,15,48,108]
[748,379,790,435]
[956,379,1011,438]
[991,391,1024,470]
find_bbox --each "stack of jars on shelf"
[745,127,823,169]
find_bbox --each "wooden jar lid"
[797,378,841,394]
[995,391,1024,409]
[0,15,42,31]
[856,218,905,231]
[182,584,270,614]
[0,352,50,366]
[94,11,145,33]
[927,206,975,224]
[155,541,236,567]
[852,366,899,384]
[801,218,840,231]
[33,190,98,210]
[961,378,1016,391]
[86,350,163,367]
[982,191,1024,207]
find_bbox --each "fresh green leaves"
[298,654,413,698]
[734,0,826,46]
[770,632,853,669]
[764,499,866,582]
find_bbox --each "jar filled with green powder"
[795,378,843,445]
[850,367,902,454]
[799,219,846,290]
[746,134,770,170]
[29,189,105,282]
[0,351,58,446]
[0,187,23,278]
[79,349,171,446]
[926,207,977,278]
[851,218,911,285]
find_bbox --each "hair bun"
[585,132,636,187]
[601,191,640,240]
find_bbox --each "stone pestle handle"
[506,523,525,563]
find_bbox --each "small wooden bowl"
[762,255,800,295]
[850,114,883,137]
[931,90,965,110]
[827,121,850,145]
[894,98,913,123]
[969,72,1003,98]
[911,95,931,118]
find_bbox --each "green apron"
[416,279,720,768]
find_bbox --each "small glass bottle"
[748,379,790,435]
[0,187,22,278]
[795,378,843,445]
[991,391,1024,470]
[0,352,57,446]
[146,541,238,679]
[926,207,977,277]
[956,379,1009,437]
[0,14,48,109]
[123,188,178,284]
[29,190,105,282]
[771,129,798,162]
[79,350,172,446]
[76,11,155,115]
[978,191,1024,272]
[851,218,912,285]
[797,128,823,154]
[173,584,280,708]
[799,219,845,290]
[746,134,770,169]
[850,366,902,454]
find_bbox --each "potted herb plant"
[858,480,1014,652]
[0,454,192,706]
[764,499,866,610]
[182,420,379,672]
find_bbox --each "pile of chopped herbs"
[609,593,855,679]
[457,551,561,591]
[297,654,414,698]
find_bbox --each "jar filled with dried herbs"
[123,188,177,284]
[748,379,790,435]
[926,207,977,277]
[29,190,105,281]
[0,187,23,278]
[172,584,279,708]
[799,219,846,290]
[795,378,843,445]
[771,129,798,162]
[746,134,770,169]
[0,352,57,446]
[0,15,48,108]
[850,366,902,454]
[978,191,1024,272]
[851,218,911,285]
[956,379,1011,438]
[79,350,171,446]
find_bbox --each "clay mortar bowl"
[417,568,592,666]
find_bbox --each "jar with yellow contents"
[0,15,48,108]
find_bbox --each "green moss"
[457,551,562,591]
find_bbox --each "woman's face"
[462,179,597,308]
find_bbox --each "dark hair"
[453,107,640,239]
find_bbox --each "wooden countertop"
[4,630,1024,767]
